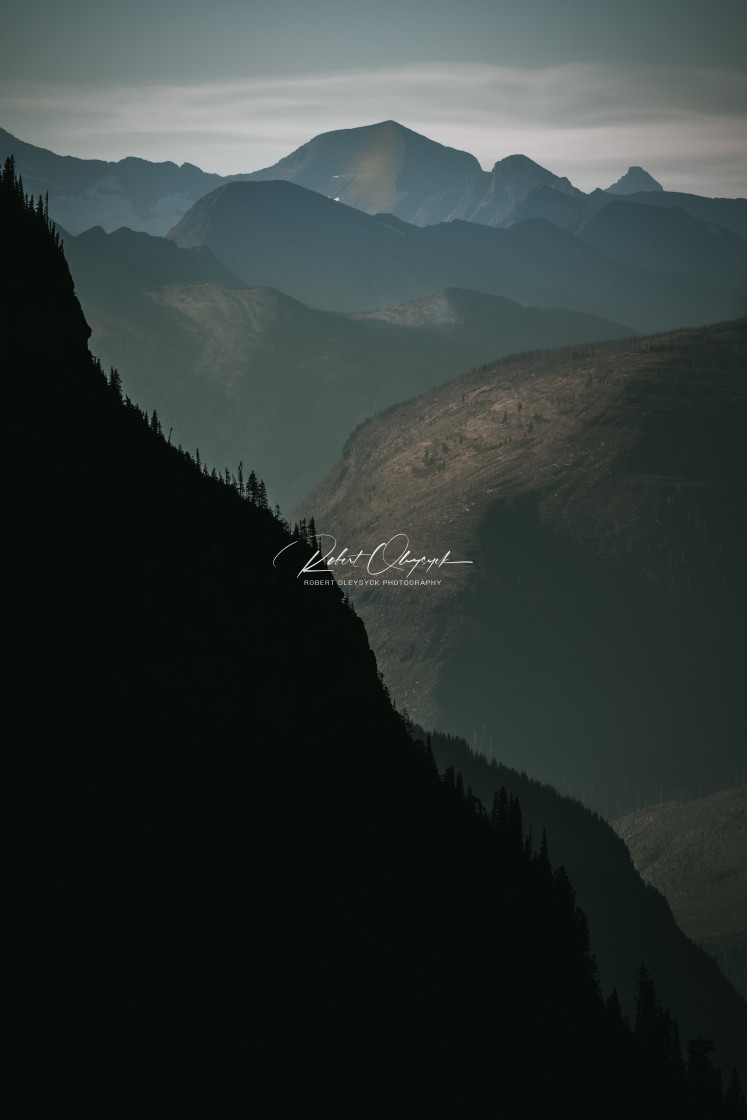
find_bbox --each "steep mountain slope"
[417,728,747,1088]
[11,153,742,1117]
[243,118,481,221]
[64,222,634,507]
[302,322,747,819]
[614,787,747,1001]
[508,183,589,225]
[411,152,586,226]
[167,180,740,329]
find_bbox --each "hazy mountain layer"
[302,321,747,818]
[65,223,244,298]
[0,126,243,235]
[243,119,482,221]
[563,200,747,297]
[410,152,586,226]
[5,121,746,246]
[245,120,746,240]
[167,180,740,330]
[583,188,747,241]
[614,786,747,1000]
[65,224,633,508]
[508,184,589,225]
[237,120,746,242]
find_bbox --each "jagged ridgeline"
[5,157,745,1115]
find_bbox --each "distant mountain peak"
[605,166,663,194]
[493,153,545,171]
[242,120,481,222]
[487,154,585,199]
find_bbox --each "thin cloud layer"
[3,61,745,196]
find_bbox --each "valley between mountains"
[304,320,747,816]
[5,118,747,1103]
[7,118,745,812]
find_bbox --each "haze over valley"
[5,68,746,1109]
[5,120,746,512]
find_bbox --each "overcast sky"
[2,0,746,196]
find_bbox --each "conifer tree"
[687,1038,723,1116]
[108,368,123,401]
[724,1068,747,1117]
[507,794,523,851]
[490,786,508,832]
[634,964,660,1048]
[536,827,552,881]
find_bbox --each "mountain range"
[10,151,747,1115]
[7,122,744,773]
[5,119,746,240]
[239,120,747,238]
[63,220,633,507]
[40,131,742,510]
[165,178,745,329]
[242,118,482,222]
[303,321,747,819]
[6,95,747,1112]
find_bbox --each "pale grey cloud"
[3,60,745,197]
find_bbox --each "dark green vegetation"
[615,787,747,1002]
[6,158,746,1113]
[304,322,747,818]
[414,728,747,1086]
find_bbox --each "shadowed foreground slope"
[615,787,747,1001]
[5,158,745,1116]
[412,727,747,1088]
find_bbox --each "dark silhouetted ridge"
[6,153,745,1116]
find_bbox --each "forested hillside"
[4,155,744,1115]
[413,726,747,1086]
